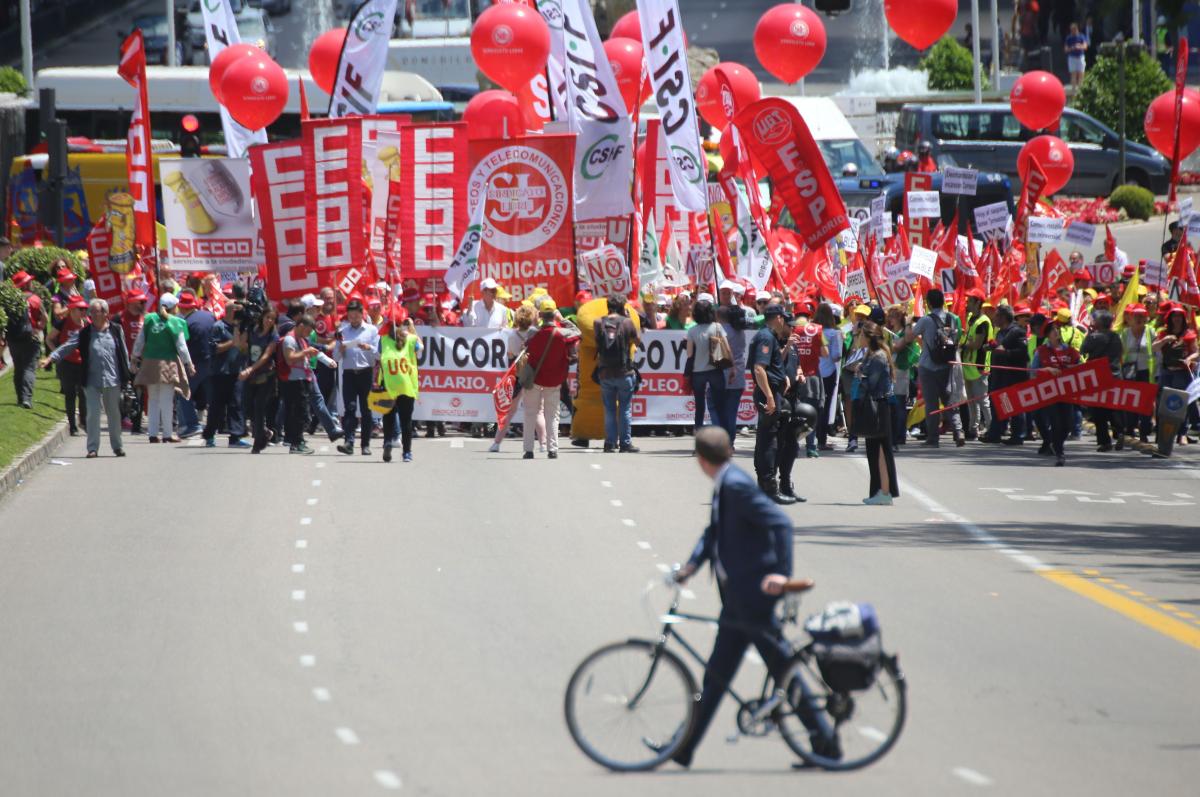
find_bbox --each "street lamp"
[1098,35,1145,187]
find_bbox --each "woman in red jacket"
[1032,321,1081,467]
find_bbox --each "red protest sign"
[991,359,1114,420]
[86,221,124,315]
[1076,380,1157,416]
[733,97,849,249]
[250,140,318,301]
[397,123,469,294]
[303,117,365,272]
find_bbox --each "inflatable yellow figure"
[571,297,642,442]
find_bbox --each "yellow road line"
[1041,570,1200,652]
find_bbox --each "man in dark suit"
[671,426,795,767]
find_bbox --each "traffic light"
[180,114,201,158]
[815,0,852,15]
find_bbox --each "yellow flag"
[1112,266,1140,331]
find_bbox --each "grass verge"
[0,367,66,471]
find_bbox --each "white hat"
[697,292,716,303]
[300,293,319,308]
[654,293,669,305]
[159,293,179,310]
[755,289,773,301]
[480,278,499,291]
[718,278,745,294]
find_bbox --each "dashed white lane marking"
[858,726,888,742]
[590,463,602,470]
[335,727,360,745]
[451,438,464,448]
[306,498,319,506]
[311,479,321,487]
[299,654,316,668]
[296,539,308,549]
[315,462,326,468]
[313,687,331,702]
[292,590,306,602]
[300,517,313,526]
[374,770,402,790]
[293,621,308,633]
[637,541,652,549]
[622,518,637,527]
[292,563,306,574]
[610,499,623,507]
[600,480,613,488]
[953,767,994,786]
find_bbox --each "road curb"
[0,419,69,506]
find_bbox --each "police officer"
[752,304,799,505]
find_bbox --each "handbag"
[709,330,734,370]
[517,329,555,390]
[850,394,889,439]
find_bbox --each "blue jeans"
[691,369,724,430]
[308,380,340,437]
[719,388,742,443]
[600,374,636,448]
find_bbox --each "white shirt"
[466,300,509,329]
[335,321,380,370]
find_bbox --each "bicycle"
[564,576,906,772]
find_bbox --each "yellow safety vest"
[962,313,994,380]
[380,334,419,400]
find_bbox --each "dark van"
[896,103,1169,196]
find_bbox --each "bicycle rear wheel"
[564,639,698,772]
[776,650,907,771]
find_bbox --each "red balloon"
[209,44,263,105]
[470,4,550,92]
[753,4,827,84]
[604,38,649,115]
[609,11,640,42]
[1010,71,1065,131]
[221,56,289,131]
[308,28,347,95]
[718,126,766,176]
[462,90,523,140]
[1144,88,1200,160]
[696,62,761,129]
[1018,135,1075,196]
[884,0,957,50]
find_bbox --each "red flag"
[492,358,520,429]
[117,30,156,249]
[732,98,849,249]
[397,123,468,295]
[1029,249,1072,310]
[298,77,310,122]
[1016,158,1047,238]
[249,140,318,301]
[302,117,365,272]
[1167,240,1200,307]
[1170,37,1190,204]
[772,228,804,286]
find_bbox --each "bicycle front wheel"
[564,639,698,772]
[777,651,907,771]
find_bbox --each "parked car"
[779,98,1013,230]
[896,102,1170,196]
[248,0,292,14]
[125,14,191,66]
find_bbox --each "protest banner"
[992,359,1114,420]
[467,134,577,305]
[1026,217,1065,245]
[250,140,318,300]
[1064,221,1096,248]
[86,221,123,315]
[942,167,978,196]
[160,158,255,272]
[1076,381,1158,416]
[413,327,511,423]
[398,123,469,294]
[579,244,632,297]
[303,117,365,272]
[906,191,941,219]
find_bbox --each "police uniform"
[751,308,796,504]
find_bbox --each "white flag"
[638,219,663,287]
[734,183,772,290]
[329,0,399,118]
[534,0,570,121]
[199,0,267,158]
[638,0,707,212]
[444,186,488,300]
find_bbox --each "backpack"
[596,315,630,372]
[5,300,35,343]
[929,311,958,366]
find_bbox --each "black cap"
[346,299,364,311]
[868,305,886,325]
[763,305,792,321]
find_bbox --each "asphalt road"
[0,415,1197,795]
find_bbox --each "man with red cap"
[49,293,91,435]
[1119,303,1154,444]
[6,270,45,408]
[961,288,993,440]
[981,303,1030,443]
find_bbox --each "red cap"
[1122,264,1136,278]
[11,270,33,288]
[55,267,77,283]
[1075,268,1093,281]
[400,287,420,303]
[422,292,437,305]
[67,294,88,309]
[367,295,382,308]
[177,292,200,309]
[1125,303,1148,317]
[1013,303,1032,316]
[124,289,147,303]
[575,290,593,305]
[1092,294,1112,306]
[965,287,986,300]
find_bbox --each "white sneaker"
[863,491,893,506]
[488,442,500,453]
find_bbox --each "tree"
[1073,49,1171,146]
[918,36,988,92]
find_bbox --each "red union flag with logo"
[250,140,318,300]
[303,117,365,272]
[733,98,849,249]
[86,220,124,315]
[397,123,469,294]
[117,30,156,249]
[467,134,577,306]
[991,359,1115,420]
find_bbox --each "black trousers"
[342,367,374,448]
[776,402,800,488]
[244,380,276,450]
[281,380,308,447]
[382,395,415,454]
[1091,407,1117,446]
[866,435,899,497]
[816,373,837,446]
[56,360,87,432]
[675,590,789,761]
[11,337,39,406]
[753,388,786,486]
[1048,402,1073,457]
[202,373,240,442]
[1122,370,1152,440]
